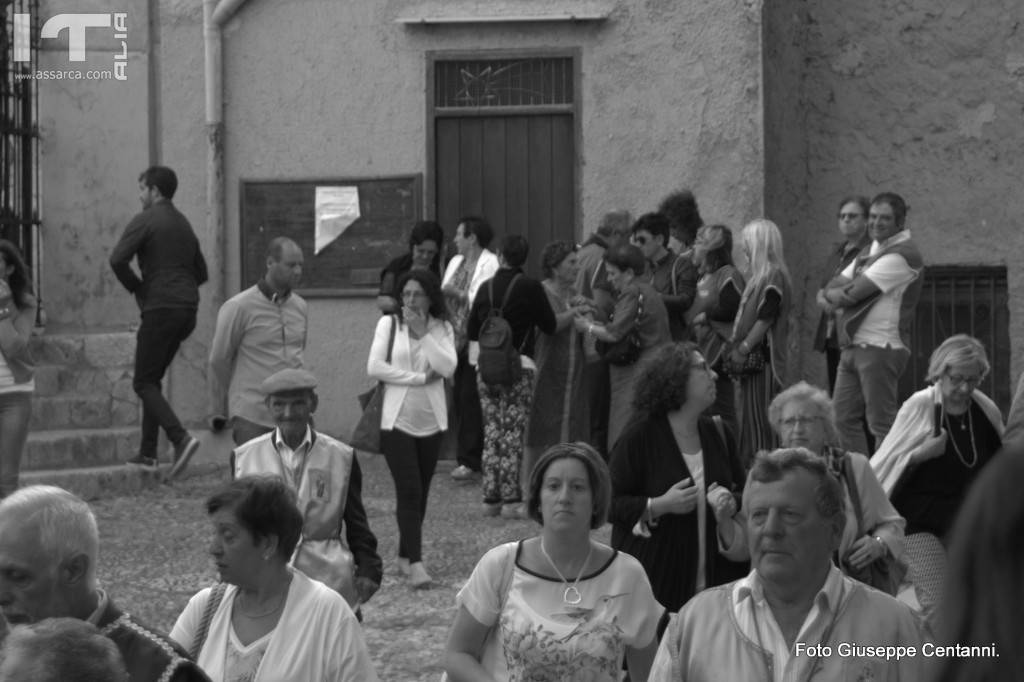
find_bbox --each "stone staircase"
[23,331,166,498]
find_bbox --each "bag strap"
[496,273,522,314]
[386,314,397,362]
[190,582,228,660]
[711,415,727,450]
[841,454,866,537]
[670,254,682,296]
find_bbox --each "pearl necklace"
[944,408,978,468]
[539,539,593,606]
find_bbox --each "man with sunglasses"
[631,212,697,342]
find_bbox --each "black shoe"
[126,455,158,468]
[167,435,200,480]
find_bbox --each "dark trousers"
[133,308,196,458]
[381,429,442,563]
[453,348,483,471]
[582,360,610,459]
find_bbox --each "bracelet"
[646,497,659,527]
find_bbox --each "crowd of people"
[0,168,1021,680]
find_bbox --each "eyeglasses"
[633,235,648,245]
[781,415,822,428]
[945,373,982,389]
[838,213,863,220]
[402,290,426,299]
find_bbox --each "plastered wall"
[765,1,1024,391]
[157,0,765,435]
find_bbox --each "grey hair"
[0,486,99,586]
[745,448,846,538]
[926,334,990,384]
[767,381,839,447]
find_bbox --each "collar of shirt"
[733,566,846,681]
[652,249,676,268]
[869,229,912,255]
[85,589,110,626]
[272,426,313,465]
[257,277,291,303]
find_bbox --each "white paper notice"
[314,186,361,255]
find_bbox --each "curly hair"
[632,342,700,416]
[658,190,703,247]
[0,239,34,310]
[395,269,447,321]
[695,224,733,274]
[540,240,577,279]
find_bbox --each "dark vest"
[838,236,923,348]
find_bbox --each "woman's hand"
[404,306,429,336]
[691,312,707,326]
[573,315,593,333]
[442,283,466,301]
[707,483,736,523]
[728,347,747,366]
[845,534,887,572]
[912,430,948,463]
[654,478,698,516]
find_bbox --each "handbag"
[596,293,644,366]
[720,340,766,378]
[351,315,397,453]
[840,454,907,596]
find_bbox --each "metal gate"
[0,1,41,302]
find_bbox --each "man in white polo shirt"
[822,192,923,454]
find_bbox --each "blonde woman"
[726,219,791,467]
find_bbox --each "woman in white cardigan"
[368,269,457,588]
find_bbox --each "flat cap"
[261,368,318,395]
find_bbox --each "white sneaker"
[451,465,476,481]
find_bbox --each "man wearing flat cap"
[233,368,383,615]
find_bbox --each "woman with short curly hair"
[608,342,748,612]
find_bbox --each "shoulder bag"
[351,315,397,453]
[840,454,907,596]
[596,293,645,366]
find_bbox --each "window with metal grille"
[434,57,573,108]
[898,266,1011,412]
[0,1,41,297]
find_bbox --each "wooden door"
[435,114,575,278]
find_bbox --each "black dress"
[891,400,1001,540]
[609,414,749,612]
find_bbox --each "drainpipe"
[203,0,250,304]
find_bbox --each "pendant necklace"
[540,538,593,606]
[944,408,978,468]
[236,590,286,619]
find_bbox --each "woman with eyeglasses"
[871,334,1004,622]
[368,269,457,588]
[764,381,905,590]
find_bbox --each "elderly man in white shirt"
[651,448,927,682]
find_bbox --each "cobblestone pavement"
[93,455,610,681]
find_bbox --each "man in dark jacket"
[110,166,208,473]
[0,485,211,682]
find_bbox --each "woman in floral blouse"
[444,442,664,682]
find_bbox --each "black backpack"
[477,274,523,387]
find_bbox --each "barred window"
[435,58,573,108]
[900,266,1011,411]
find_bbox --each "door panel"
[436,113,575,278]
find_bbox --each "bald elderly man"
[0,486,209,682]
[233,368,383,616]
[208,236,309,449]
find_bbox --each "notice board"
[240,175,422,296]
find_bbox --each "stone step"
[33,365,134,398]
[29,331,136,368]
[30,393,140,430]
[24,427,139,471]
